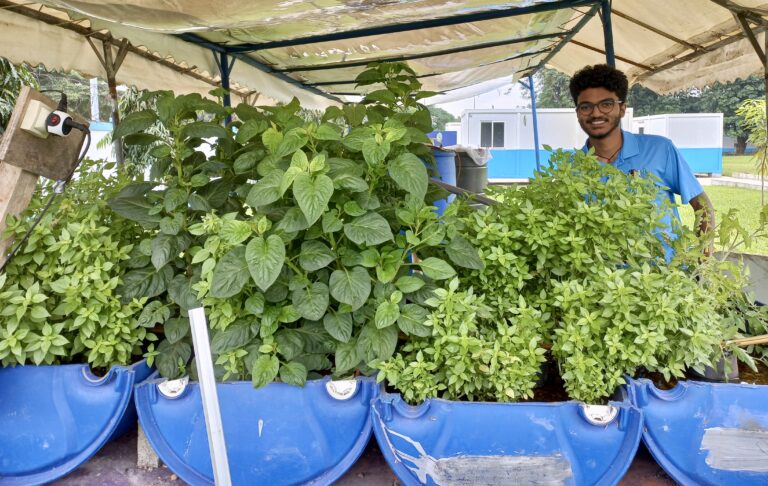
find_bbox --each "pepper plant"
[0,159,154,369]
[109,62,481,385]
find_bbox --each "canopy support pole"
[87,37,129,165]
[519,76,541,173]
[215,53,236,125]
[600,0,615,66]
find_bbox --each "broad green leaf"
[276,128,309,158]
[108,196,161,226]
[262,128,283,154]
[164,188,188,212]
[358,322,398,361]
[210,246,251,298]
[246,235,285,292]
[155,341,191,380]
[275,329,304,360]
[364,89,397,105]
[124,133,160,146]
[245,293,265,315]
[389,153,428,199]
[344,212,393,246]
[137,301,169,327]
[397,304,431,337]
[279,362,308,386]
[315,123,342,141]
[252,354,280,388]
[233,151,260,174]
[235,119,267,144]
[362,139,390,165]
[344,105,367,126]
[375,301,400,329]
[292,282,330,321]
[343,201,366,217]
[335,341,360,373]
[333,174,368,193]
[299,241,335,271]
[151,234,175,270]
[419,257,456,280]
[188,193,212,212]
[278,304,302,323]
[323,312,353,343]
[447,235,484,270]
[119,266,172,300]
[159,213,184,235]
[168,274,200,310]
[342,127,373,151]
[276,208,310,233]
[322,210,343,233]
[211,322,250,354]
[329,266,371,310]
[293,173,334,226]
[220,219,252,245]
[294,354,331,372]
[113,110,157,139]
[246,170,284,207]
[165,317,190,344]
[395,276,425,293]
[181,122,228,140]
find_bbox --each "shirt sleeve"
[665,141,704,204]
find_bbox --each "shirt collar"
[581,130,639,162]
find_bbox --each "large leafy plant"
[0,160,153,368]
[109,62,479,385]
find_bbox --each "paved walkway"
[50,426,673,485]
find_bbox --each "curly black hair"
[569,64,628,104]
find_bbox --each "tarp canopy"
[1,0,767,107]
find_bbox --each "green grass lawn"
[722,155,761,176]
[679,186,768,255]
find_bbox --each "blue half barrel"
[628,378,768,485]
[371,392,643,485]
[135,377,377,486]
[0,360,149,485]
[431,148,456,215]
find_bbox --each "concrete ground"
[51,426,674,485]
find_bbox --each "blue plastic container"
[0,360,151,485]
[431,148,457,215]
[135,376,377,486]
[371,392,643,485]
[628,378,768,485]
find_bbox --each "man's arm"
[690,191,715,255]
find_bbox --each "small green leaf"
[375,301,400,329]
[279,361,308,386]
[329,266,371,310]
[252,354,280,388]
[293,173,334,226]
[323,313,353,343]
[292,282,330,321]
[419,257,456,280]
[389,153,428,199]
[344,212,393,246]
[299,241,335,272]
[246,235,286,292]
[395,276,425,293]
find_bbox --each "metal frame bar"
[601,0,615,66]
[611,8,704,53]
[202,0,601,53]
[569,39,653,70]
[734,13,767,65]
[277,31,565,73]
[519,76,542,172]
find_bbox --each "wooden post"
[0,162,38,262]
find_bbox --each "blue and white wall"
[457,108,633,180]
[632,114,723,174]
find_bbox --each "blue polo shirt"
[582,130,704,259]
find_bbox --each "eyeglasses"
[576,99,624,115]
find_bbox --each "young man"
[569,64,715,255]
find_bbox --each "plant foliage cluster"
[107,63,484,385]
[379,149,768,403]
[0,160,154,368]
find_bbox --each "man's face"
[576,87,626,140]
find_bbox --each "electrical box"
[0,87,89,180]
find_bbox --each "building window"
[480,121,504,148]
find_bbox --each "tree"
[33,67,113,121]
[736,99,768,204]
[532,68,572,108]
[428,106,457,130]
[0,57,38,133]
[698,76,764,154]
